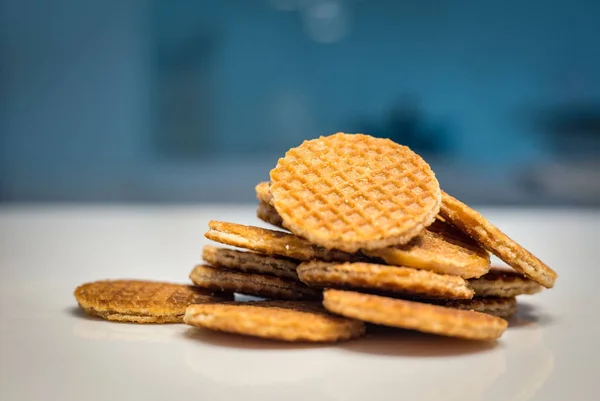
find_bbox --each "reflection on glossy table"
[0,205,597,401]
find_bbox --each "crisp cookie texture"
[323,290,507,341]
[365,219,490,279]
[205,220,358,262]
[184,300,365,342]
[256,201,285,229]
[255,181,273,204]
[441,297,518,319]
[74,280,231,323]
[439,192,557,288]
[469,267,543,297]
[297,261,474,299]
[202,245,299,280]
[269,133,441,252]
[189,265,319,300]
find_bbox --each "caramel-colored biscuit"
[184,300,365,342]
[255,181,273,204]
[74,280,231,323]
[365,219,490,279]
[441,297,518,319]
[190,264,319,300]
[468,267,544,297]
[323,289,507,341]
[439,192,557,288]
[202,245,299,280]
[205,220,358,262]
[256,201,285,229]
[269,133,442,252]
[297,261,474,299]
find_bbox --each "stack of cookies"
[75,133,557,344]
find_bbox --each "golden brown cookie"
[255,181,273,204]
[365,219,490,279]
[323,289,507,341]
[189,264,319,300]
[202,245,299,280]
[184,300,365,342]
[74,280,231,323]
[439,192,557,288]
[205,220,357,262]
[440,297,518,319]
[269,132,442,252]
[297,261,474,299]
[468,267,544,297]
[256,201,285,229]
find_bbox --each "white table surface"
[0,205,598,401]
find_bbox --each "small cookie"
[205,220,358,262]
[468,267,543,297]
[297,261,474,299]
[202,245,299,280]
[323,289,507,341]
[256,201,285,229]
[189,264,319,300]
[184,300,365,342]
[74,280,231,323]
[439,192,557,288]
[365,220,490,279]
[440,297,518,319]
[255,181,273,205]
[269,133,442,252]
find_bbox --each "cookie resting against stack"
[74,132,556,345]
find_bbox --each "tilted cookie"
[205,220,358,262]
[365,219,490,279]
[439,192,557,288]
[202,245,299,280]
[297,261,474,299]
[440,297,518,319]
[190,264,319,300]
[468,267,543,297]
[323,289,507,341]
[74,280,231,323]
[269,133,442,252]
[255,181,273,205]
[184,300,365,342]
[256,201,285,229]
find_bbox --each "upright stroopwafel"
[439,192,557,288]
[269,133,441,252]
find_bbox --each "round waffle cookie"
[269,133,442,252]
[439,192,557,288]
[323,290,507,341]
[297,261,474,299]
[189,265,319,300]
[74,280,232,323]
[440,297,518,319]
[205,220,357,262]
[184,300,365,342]
[202,245,299,280]
[365,220,490,279]
[255,181,273,205]
[468,267,543,297]
[256,201,285,229]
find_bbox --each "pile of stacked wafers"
[74,133,557,343]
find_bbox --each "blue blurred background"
[1,0,599,205]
